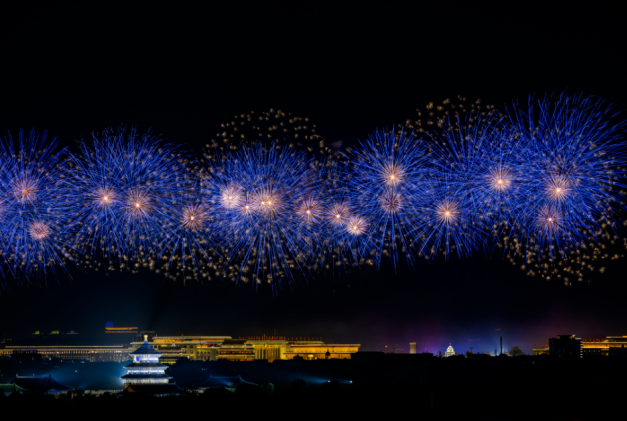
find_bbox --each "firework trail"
[430,108,528,252]
[0,94,625,286]
[66,127,192,271]
[201,142,321,288]
[344,128,429,267]
[0,130,76,279]
[505,94,627,264]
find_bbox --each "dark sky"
[2,8,626,354]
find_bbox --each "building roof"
[11,375,72,392]
[221,339,249,346]
[287,343,360,347]
[124,362,168,369]
[124,384,182,395]
[121,374,172,380]
[193,375,257,388]
[130,340,162,356]
[0,383,27,393]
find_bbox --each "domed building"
[122,335,181,395]
[445,344,455,357]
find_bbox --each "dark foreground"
[3,354,625,420]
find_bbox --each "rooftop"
[11,375,72,392]
[130,340,161,356]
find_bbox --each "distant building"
[284,343,360,360]
[609,344,627,358]
[534,335,627,357]
[0,333,361,363]
[141,336,360,362]
[549,335,582,358]
[581,336,627,357]
[105,322,138,336]
[122,335,181,395]
[445,345,455,357]
[0,345,130,362]
[10,375,71,394]
[217,339,256,361]
[409,342,417,354]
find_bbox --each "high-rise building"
[409,342,417,354]
[549,335,582,358]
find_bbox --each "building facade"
[532,335,627,357]
[445,345,455,357]
[1,335,361,363]
[122,336,172,386]
[133,336,361,362]
[0,345,131,362]
[550,335,582,358]
[409,342,417,354]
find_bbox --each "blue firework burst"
[430,109,530,255]
[201,143,320,286]
[66,127,190,268]
[0,129,76,279]
[506,94,627,260]
[1,93,626,283]
[412,174,487,260]
[343,128,429,267]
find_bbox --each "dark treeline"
[2,354,626,420]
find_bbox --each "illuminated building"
[534,335,627,357]
[409,342,417,354]
[445,345,455,357]
[581,336,627,357]
[284,343,360,360]
[121,336,182,395]
[136,336,361,362]
[1,334,361,363]
[0,345,130,362]
[105,322,138,335]
[141,336,229,364]
[122,336,172,386]
[217,339,256,361]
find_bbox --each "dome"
[445,345,455,357]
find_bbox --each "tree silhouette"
[510,346,525,356]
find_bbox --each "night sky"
[2,9,626,355]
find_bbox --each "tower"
[122,335,181,394]
[409,342,417,354]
